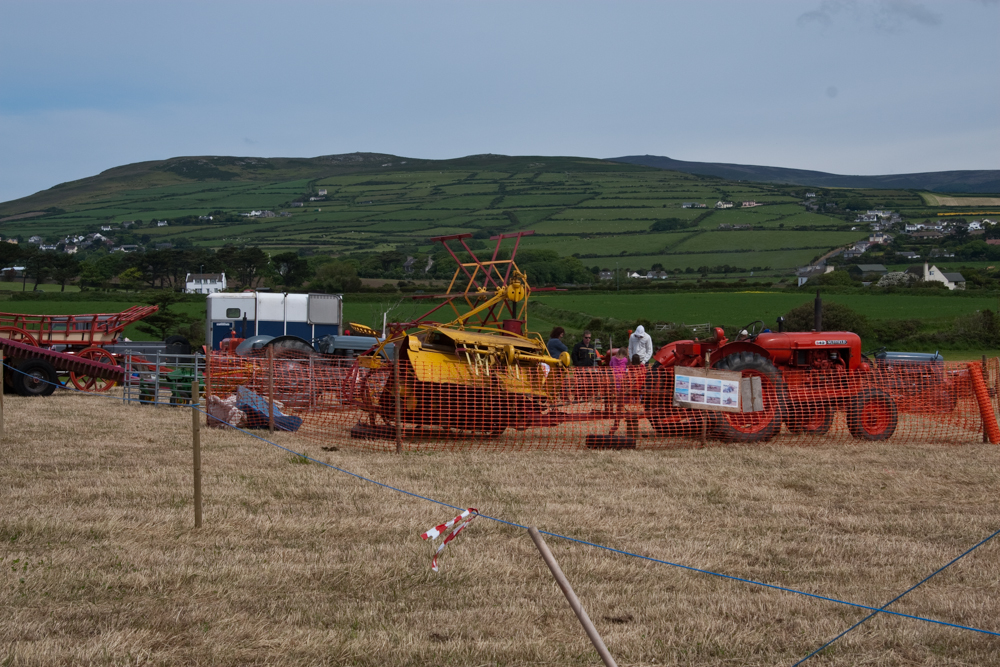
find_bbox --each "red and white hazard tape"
[420,508,478,572]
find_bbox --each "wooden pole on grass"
[0,350,5,439]
[528,527,617,667]
[268,346,275,434]
[984,354,990,444]
[192,379,202,528]
[394,338,402,454]
[205,346,212,427]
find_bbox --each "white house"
[907,262,965,291]
[185,272,227,294]
[157,220,168,227]
[715,201,734,209]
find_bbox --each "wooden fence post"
[0,350,5,440]
[205,346,212,427]
[394,339,402,454]
[268,347,275,434]
[984,354,990,444]
[528,527,617,667]
[192,379,202,528]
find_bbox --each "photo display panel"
[672,367,743,413]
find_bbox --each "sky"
[1,0,997,203]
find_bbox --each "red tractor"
[644,321,912,443]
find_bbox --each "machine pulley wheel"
[709,351,783,443]
[13,359,58,397]
[847,389,898,441]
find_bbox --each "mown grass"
[0,390,997,665]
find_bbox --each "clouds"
[798,0,942,31]
[0,1,996,203]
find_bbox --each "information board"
[672,367,744,413]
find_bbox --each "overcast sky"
[1,0,997,203]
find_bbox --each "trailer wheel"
[710,351,783,443]
[13,359,58,397]
[847,389,898,441]
[69,347,118,392]
[786,402,833,435]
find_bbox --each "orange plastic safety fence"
[203,351,1000,452]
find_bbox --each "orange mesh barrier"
[204,352,1000,452]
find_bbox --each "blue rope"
[794,526,1000,664]
[4,361,999,640]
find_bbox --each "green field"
[0,154,879,274]
[532,291,999,328]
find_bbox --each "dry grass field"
[2,390,999,666]
[919,193,1000,208]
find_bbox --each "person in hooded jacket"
[628,325,654,365]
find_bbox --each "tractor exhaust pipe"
[776,316,785,333]
[814,290,822,332]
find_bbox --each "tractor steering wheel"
[736,320,765,342]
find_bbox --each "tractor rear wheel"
[847,389,898,440]
[642,364,704,437]
[13,359,58,397]
[710,351,783,443]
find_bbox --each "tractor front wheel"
[847,389,898,441]
[786,402,834,435]
[710,351,783,443]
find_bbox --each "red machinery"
[643,321,968,443]
[0,305,158,391]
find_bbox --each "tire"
[642,364,703,437]
[709,351,783,443]
[847,389,898,441]
[13,359,58,397]
[786,402,833,435]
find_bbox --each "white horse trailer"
[206,292,343,351]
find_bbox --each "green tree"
[136,291,196,341]
[313,260,362,292]
[118,267,144,292]
[217,246,269,287]
[271,251,311,288]
[50,254,80,291]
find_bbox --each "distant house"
[910,230,944,240]
[64,245,78,254]
[122,220,135,228]
[157,220,168,227]
[317,189,328,196]
[28,235,43,244]
[101,225,114,231]
[906,263,964,290]
[929,248,956,258]
[113,244,141,253]
[185,272,227,294]
[291,202,304,207]
[198,215,214,221]
[715,201,734,209]
[599,270,614,281]
[39,245,58,251]
[869,232,893,245]
[155,242,174,250]
[897,251,920,260]
[848,264,888,279]
[741,201,761,208]
[5,238,17,244]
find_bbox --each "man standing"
[628,325,654,365]
[571,330,597,367]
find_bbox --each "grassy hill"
[0,153,978,275]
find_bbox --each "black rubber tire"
[164,334,192,355]
[13,359,58,397]
[847,389,898,441]
[786,402,834,435]
[642,364,704,437]
[709,351,783,443]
